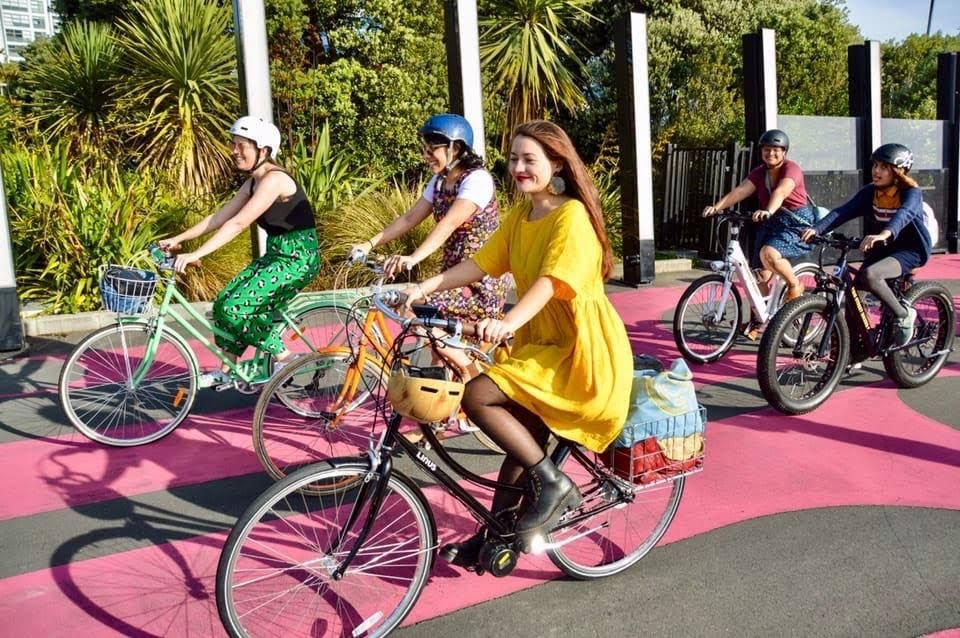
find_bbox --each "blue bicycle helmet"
[419,113,474,150]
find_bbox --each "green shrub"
[4,142,162,312]
[312,180,439,290]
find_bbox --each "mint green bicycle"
[58,245,354,447]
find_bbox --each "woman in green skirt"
[159,116,321,387]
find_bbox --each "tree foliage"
[478,0,595,151]
[113,0,239,194]
[881,33,960,120]
[17,21,122,155]
[264,0,448,180]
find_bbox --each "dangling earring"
[547,173,566,195]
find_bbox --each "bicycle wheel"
[58,323,198,446]
[546,448,685,580]
[282,302,357,356]
[253,350,387,481]
[216,461,435,638]
[757,295,850,415]
[778,263,823,347]
[673,274,742,363]
[883,281,957,388]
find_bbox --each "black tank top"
[250,169,316,236]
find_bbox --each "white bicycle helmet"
[229,116,281,159]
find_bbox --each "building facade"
[0,0,58,63]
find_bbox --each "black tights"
[857,257,907,319]
[461,374,551,513]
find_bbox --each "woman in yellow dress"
[402,120,633,569]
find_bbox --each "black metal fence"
[659,143,753,258]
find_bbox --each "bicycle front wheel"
[282,302,356,356]
[546,448,685,580]
[673,274,742,364]
[216,461,436,638]
[883,281,957,388]
[253,349,387,481]
[58,323,198,446]
[757,295,850,415]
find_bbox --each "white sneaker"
[198,369,231,388]
[895,304,917,346]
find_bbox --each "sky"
[842,0,960,42]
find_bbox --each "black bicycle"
[215,289,700,637]
[757,233,956,415]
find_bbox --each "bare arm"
[765,177,796,215]
[165,182,253,246]
[704,179,757,216]
[173,172,291,272]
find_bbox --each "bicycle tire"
[59,323,198,446]
[757,295,850,415]
[883,281,957,388]
[778,262,824,347]
[216,460,435,638]
[673,274,742,364]
[281,302,357,357]
[546,448,685,580]
[252,349,387,483]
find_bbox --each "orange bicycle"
[251,254,503,481]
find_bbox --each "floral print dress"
[425,169,508,321]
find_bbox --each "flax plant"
[114,0,238,194]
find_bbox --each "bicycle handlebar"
[148,243,176,272]
[805,233,862,250]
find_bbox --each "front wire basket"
[604,405,707,487]
[99,264,159,315]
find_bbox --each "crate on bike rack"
[99,265,158,315]
[604,405,707,486]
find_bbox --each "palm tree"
[19,21,122,153]
[114,0,238,193]
[479,0,594,150]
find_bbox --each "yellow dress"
[472,199,633,452]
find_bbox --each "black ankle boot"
[515,457,581,536]
[441,503,522,568]
[440,530,486,567]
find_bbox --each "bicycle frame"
[707,218,787,325]
[120,271,324,389]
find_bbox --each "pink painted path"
[0,254,957,636]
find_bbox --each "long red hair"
[512,120,614,280]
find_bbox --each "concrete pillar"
[0,163,24,352]
[614,12,656,286]
[444,0,486,158]
[232,0,272,257]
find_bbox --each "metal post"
[937,52,960,253]
[742,29,779,146]
[848,41,882,180]
[0,163,25,352]
[614,12,655,286]
[443,0,486,158]
[232,0,272,257]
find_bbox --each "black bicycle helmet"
[871,143,913,172]
[758,129,790,151]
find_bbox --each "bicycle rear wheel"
[58,323,197,446]
[282,303,357,356]
[253,350,387,481]
[673,274,742,364]
[216,461,435,638]
[757,295,850,415]
[883,281,957,388]
[546,448,685,580]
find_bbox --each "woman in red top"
[703,129,814,305]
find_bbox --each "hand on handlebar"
[752,209,773,223]
[702,205,719,218]
[157,238,181,254]
[475,317,515,345]
[800,228,818,243]
[384,255,419,279]
[173,252,200,273]
[860,233,889,252]
[399,284,426,311]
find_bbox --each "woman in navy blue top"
[801,143,932,345]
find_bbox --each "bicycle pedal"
[213,382,233,392]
